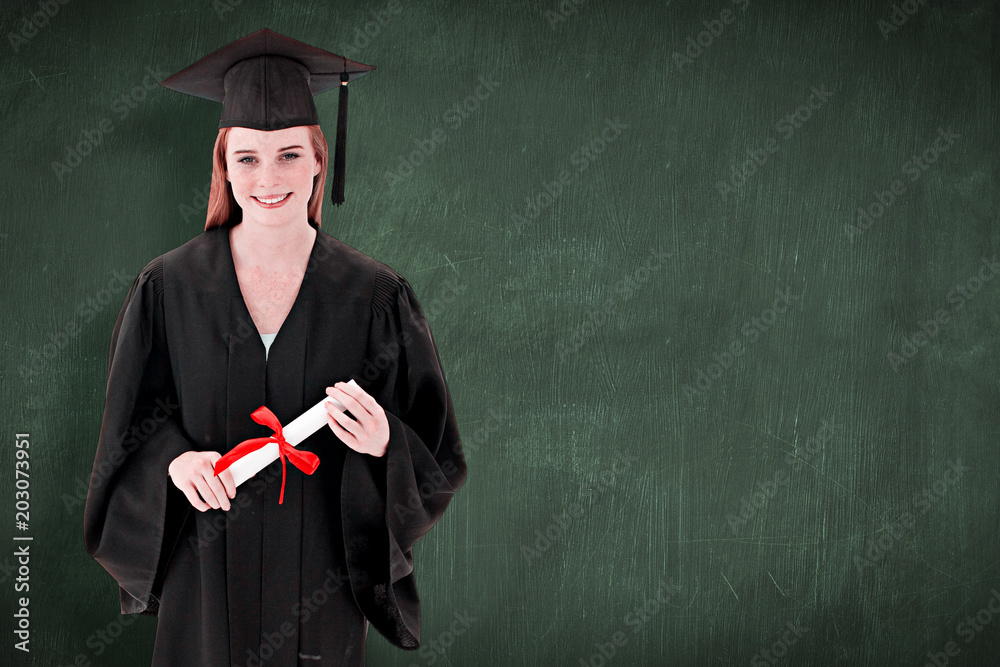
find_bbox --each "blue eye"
[236,153,299,164]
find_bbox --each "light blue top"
[260,332,277,360]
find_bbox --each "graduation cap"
[159,28,375,206]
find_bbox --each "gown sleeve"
[341,264,468,649]
[83,256,196,616]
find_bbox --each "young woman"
[84,29,466,667]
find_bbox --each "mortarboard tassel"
[331,71,350,206]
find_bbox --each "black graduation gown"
[83,219,467,666]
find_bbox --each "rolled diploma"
[226,379,357,487]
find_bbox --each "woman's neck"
[229,218,317,272]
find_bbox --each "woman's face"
[225,125,320,228]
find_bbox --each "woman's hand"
[325,381,389,457]
[168,451,236,511]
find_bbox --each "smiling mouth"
[252,193,290,204]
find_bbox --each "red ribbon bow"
[214,405,320,504]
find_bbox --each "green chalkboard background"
[2,0,998,665]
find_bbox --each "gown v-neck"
[224,220,320,363]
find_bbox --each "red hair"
[205,125,329,230]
